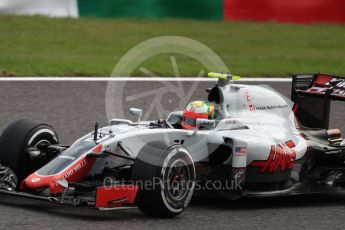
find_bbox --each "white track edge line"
[0,77,292,82]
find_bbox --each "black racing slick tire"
[0,119,59,183]
[132,143,196,217]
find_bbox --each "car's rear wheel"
[132,144,195,217]
[0,119,59,186]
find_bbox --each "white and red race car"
[0,73,344,217]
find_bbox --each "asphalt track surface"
[0,80,344,230]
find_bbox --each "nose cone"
[21,172,57,190]
[21,144,103,192]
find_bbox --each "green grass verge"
[0,16,345,77]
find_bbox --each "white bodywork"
[84,83,308,182]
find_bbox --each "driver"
[181,101,216,129]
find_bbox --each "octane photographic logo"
[105,36,229,163]
[103,177,244,193]
[105,36,229,120]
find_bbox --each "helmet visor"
[183,116,197,127]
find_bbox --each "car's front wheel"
[0,119,59,186]
[132,144,196,217]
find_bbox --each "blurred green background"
[0,16,344,77]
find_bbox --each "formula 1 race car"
[0,73,344,217]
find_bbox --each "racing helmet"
[181,101,216,129]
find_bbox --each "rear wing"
[291,73,345,129]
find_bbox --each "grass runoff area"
[0,16,344,77]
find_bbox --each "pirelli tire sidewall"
[132,143,196,217]
[0,119,59,183]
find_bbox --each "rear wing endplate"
[291,73,345,129]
